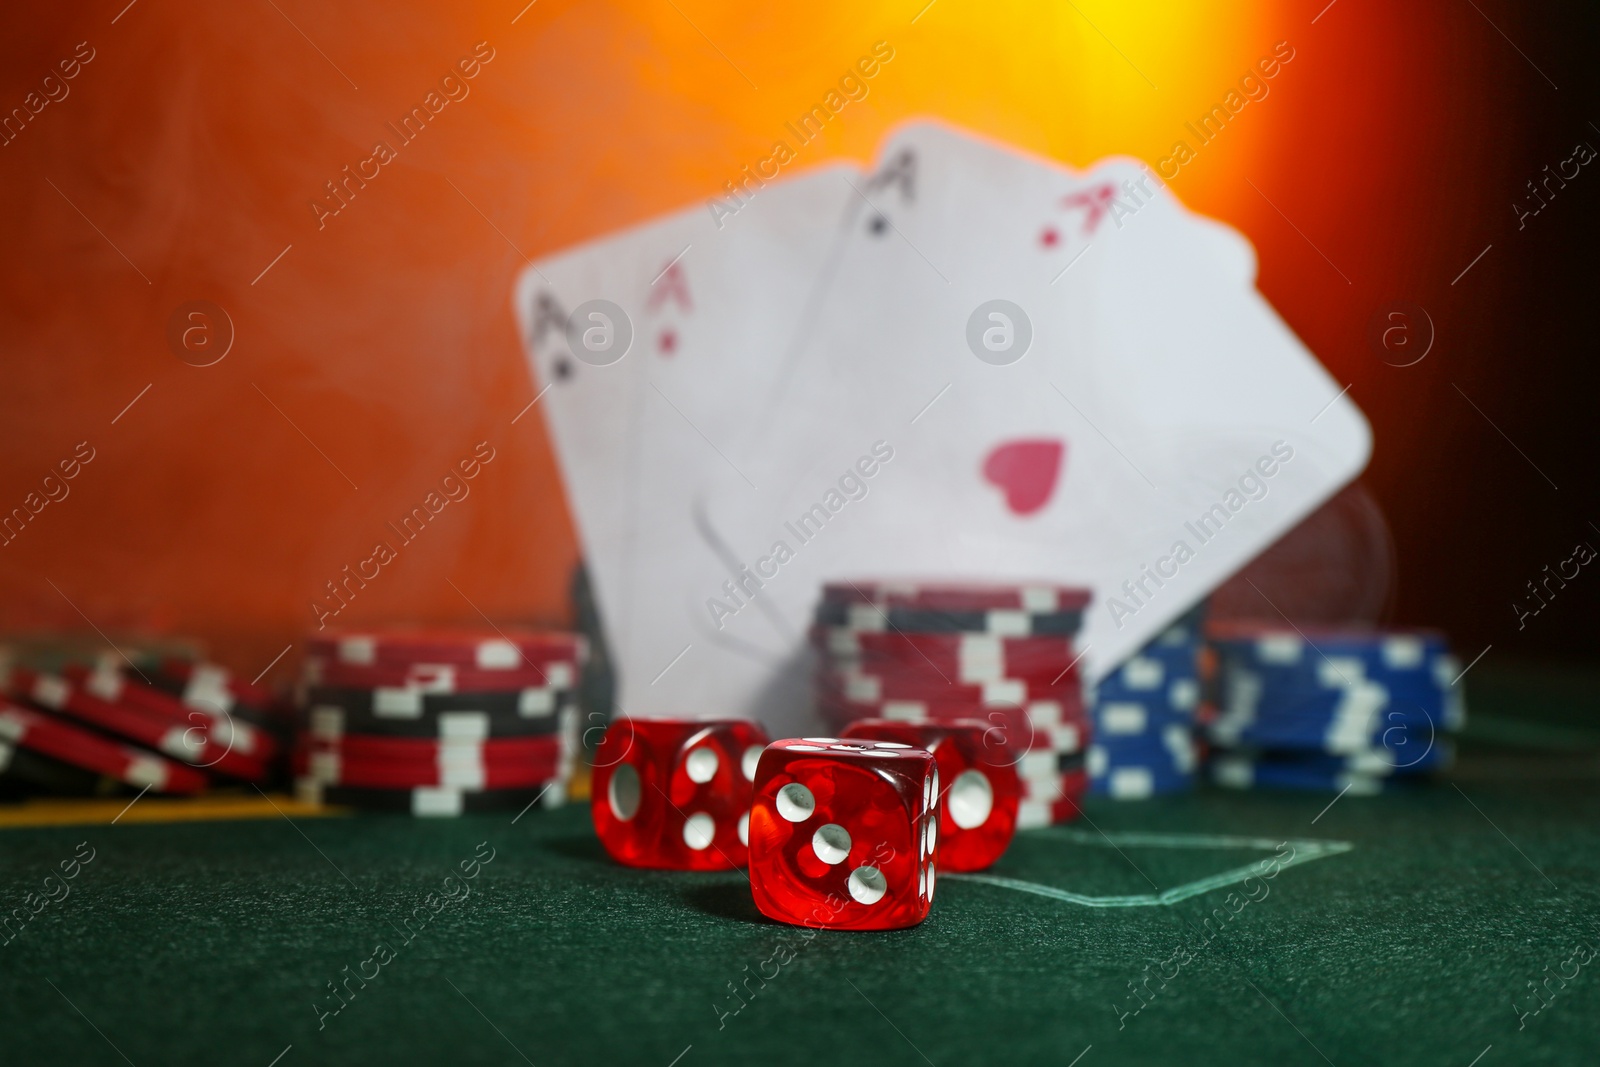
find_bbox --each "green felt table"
[3,663,1599,1067]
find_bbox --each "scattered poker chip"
[302,657,578,693]
[0,699,209,794]
[64,664,280,760]
[157,659,276,710]
[813,599,1085,637]
[144,660,292,756]
[821,581,1092,615]
[0,737,111,795]
[4,666,267,781]
[304,629,586,670]
[300,685,568,739]
[294,778,560,816]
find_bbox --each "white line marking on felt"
[266,1044,293,1067]
[1466,1044,1492,1067]
[667,1044,693,1067]
[1066,1044,1092,1067]
[949,831,1352,907]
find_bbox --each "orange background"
[0,0,1575,683]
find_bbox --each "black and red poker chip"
[0,737,112,796]
[299,685,568,739]
[292,628,587,813]
[7,666,269,781]
[304,628,585,671]
[293,778,558,816]
[292,737,563,790]
[0,699,209,794]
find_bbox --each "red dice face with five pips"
[748,736,939,931]
[590,718,770,870]
[839,719,1021,873]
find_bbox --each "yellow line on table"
[0,794,342,829]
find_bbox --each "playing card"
[514,163,864,687]
[620,120,1369,734]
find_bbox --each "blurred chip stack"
[1086,604,1204,799]
[810,581,1092,827]
[294,629,585,816]
[1203,625,1463,793]
[1,649,278,797]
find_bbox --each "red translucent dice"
[840,719,1020,872]
[749,736,938,930]
[591,718,769,870]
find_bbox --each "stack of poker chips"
[810,581,1092,828]
[0,650,280,796]
[294,629,585,816]
[1086,608,1204,799]
[1204,625,1463,793]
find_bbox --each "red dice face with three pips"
[748,736,939,931]
[839,719,1021,872]
[590,718,769,870]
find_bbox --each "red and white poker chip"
[0,698,208,794]
[810,628,1080,679]
[5,666,267,781]
[820,581,1091,614]
[302,657,579,694]
[64,664,279,760]
[816,666,1084,709]
[292,748,561,790]
[304,629,586,670]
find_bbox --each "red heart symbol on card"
[982,439,1065,516]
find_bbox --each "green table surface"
[3,664,1599,1067]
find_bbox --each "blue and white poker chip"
[1204,625,1463,789]
[1088,609,1204,798]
